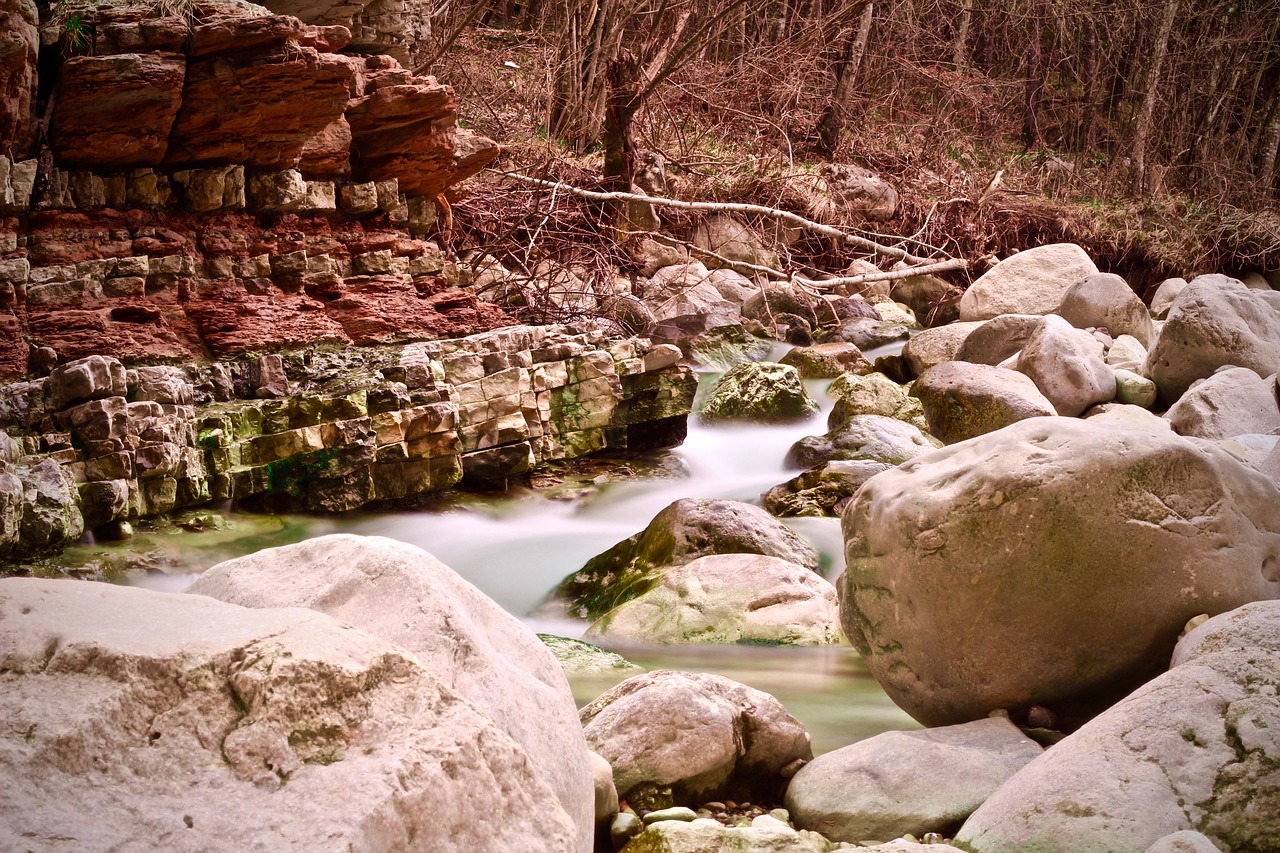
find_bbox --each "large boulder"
[1058,272,1156,346]
[1148,277,1188,319]
[645,262,741,329]
[1144,275,1280,402]
[556,498,819,620]
[1014,315,1116,416]
[958,244,1099,321]
[1163,367,1280,440]
[956,601,1280,853]
[581,670,811,808]
[586,554,842,646]
[839,417,1280,728]
[188,534,595,852]
[786,414,940,469]
[0,577,579,852]
[911,361,1056,444]
[697,362,818,423]
[692,214,780,272]
[785,718,1042,844]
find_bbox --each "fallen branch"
[492,170,961,268]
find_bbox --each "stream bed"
[52,357,919,754]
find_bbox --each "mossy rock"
[697,362,817,424]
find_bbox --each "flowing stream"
[68,345,918,754]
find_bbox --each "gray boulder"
[954,314,1044,365]
[189,534,595,852]
[1015,315,1116,416]
[692,214,780,272]
[581,670,812,808]
[1083,403,1173,432]
[587,554,842,646]
[1145,275,1280,402]
[902,321,984,375]
[698,362,818,423]
[956,601,1280,853]
[911,361,1056,444]
[1058,272,1156,346]
[646,262,741,328]
[785,718,1042,844]
[0,578,579,853]
[959,244,1099,321]
[556,498,819,620]
[1164,367,1280,440]
[786,414,940,470]
[824,317,911,350]
[840,417,1280,727]
[17,458,84,552]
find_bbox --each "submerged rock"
[698,361,818,423]
[586,554,843,646]
[555,498,819,621]
[840,417,1280,728]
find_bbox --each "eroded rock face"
[586,554,842,646]
[958,244,1099,321]
[581,670,812,808]
[188,534,595,852]
[0,0,40,160]
[0,577,580,852]
[557,498,819,621]
[840,417,1280,728]
[956,601,1280,853]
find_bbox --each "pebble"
[641,806,698,824]
[610,812,642,847]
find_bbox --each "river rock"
[1144,275,1280,402]
[1163,367,1280,440]
[587,554,842,646]
[911,361,1056,444]
[839,416,1280,728]
[619,817,837,852]
[1106,334,1149,371]
[44,354,127,411]
[955,601,1280,853]
[1082,404,1172,432]
[901,321,984,375]
[698,361,818,423]
[539,634,644,676]
[786,414,940,469]
[0,577,579,852]
[557,498,819,620]
[823,317,910,350]
[581,670,812,807]
[890,268,963,327]
[954,314,1043,365]
[1144,831,1228,853]
[779,342,873,379]
[590,751,620,829]
[1149,277,1189,319]
[1058,272,1156,346]
[1015,315,1116,416]
[742,283,840,333]
[645,262,741,329]
[188,534,595,852]
[763,459,893,517]
[785,718,1042,844]
[828,372,928,432]
[959,244,1099,321]
[1110,369,1159,408]
[693,214,780,272]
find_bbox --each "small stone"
[703,802,726,813]
[642,806,698,824]
[610,811,643,847]
[769,808,790,823]
[1026,705,1057,729]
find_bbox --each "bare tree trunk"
[815,1,873,159]
[549,0,624,150]
[1259,93,1280,191]
[1129,0,1178,194]
[1022,0,1047,148]
[1079,15,1099,150]
[602,50,641,193]
[952,0,973,70]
